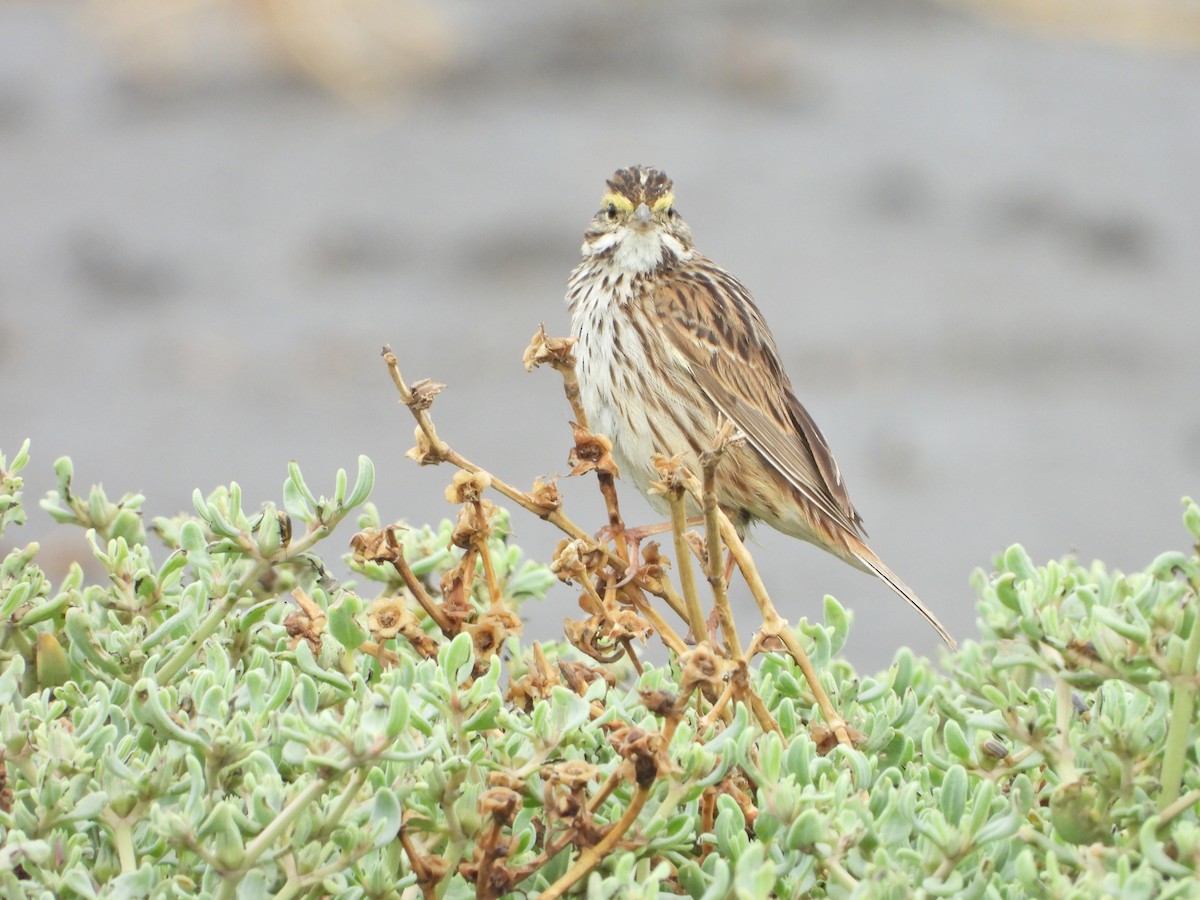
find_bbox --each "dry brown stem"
[399,814,445,899]
[383,345,625,573]
[674,461,852,747]
[387,340,848,742]
[543,712,683,899]
[380,331,856,896]
[392,550,452,633]
[283,587,327,653]
[525,326,629,562]
[694,434,788,735]
[652,455,709,643]
[473,502,504,608]
[350,523,455,634]
[641,565,692,628]
[626,591,689,657]
[463,780,525,899]
[700,443,742,659]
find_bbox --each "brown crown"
[605,166,674,207]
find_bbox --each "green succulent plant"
[0,435,1197,899]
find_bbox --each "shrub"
[0,338,1197,898]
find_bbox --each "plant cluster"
[0,332,1196,897]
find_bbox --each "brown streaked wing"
[649,259,865,538]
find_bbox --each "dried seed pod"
[449,499,495,551]
[609,726,670,787]
[551,538,604,583]
[348,524,405,564]
[557,660,615,695]
[567,424,620,478]
[366,596,410,641]
[406,425,445,466]
[408,378,446,410]
[639,688,679,718]
[679,645,730,694]
[478,787,522,826]
[608,608,653,644]
[445,470,492,504]
[564,616,624,663]
[522,325,577,372]
[450,505,481,549]
[364,595,439,657]
[546,759,598,789]
[284,588,329,654]
[468,607,522,658]
[648,452,688,494]
[438,561,477,632]
[528,476,562,515]
[487,770,525,791]
[541,759,597,821]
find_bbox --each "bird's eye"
[606,203,618,220]
[667,207,679,218]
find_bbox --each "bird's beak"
[632,203,653,229]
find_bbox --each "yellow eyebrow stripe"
[601,191,675,212]
[602,192,635,212]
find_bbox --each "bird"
[565,165,955,648]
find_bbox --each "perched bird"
[566,165,955,648]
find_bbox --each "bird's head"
[580,165,694,273]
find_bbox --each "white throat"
[587,227,689,275]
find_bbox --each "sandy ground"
[2,0,1198,668]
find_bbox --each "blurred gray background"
[2,0,1198,668]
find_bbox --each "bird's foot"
[594,520,676,586]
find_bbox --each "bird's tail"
[849,540,957,650]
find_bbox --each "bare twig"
[720,516,851,747]
[540,782,649,900]
[524,327,629,562]
[656,459,708,643]
[700,444,742,659]
[473,501,504,608]
[383,347,627,574]
[699,678,738,730]
[636,559,691,626]
[584,765,625,816]
[545,713,682,899]
[391,550,453,634]
[379,329,860,898]
[627,591,690,657]
[675,462,852,748]
[386,339,848,749]
[399,815,441,899]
